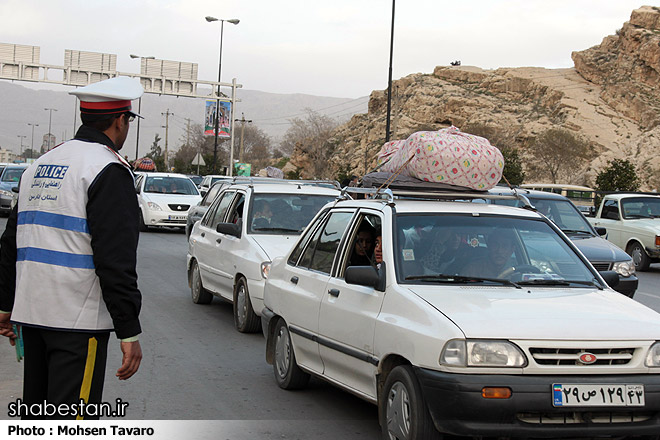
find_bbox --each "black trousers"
[21,326,110,420]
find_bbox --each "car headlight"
[612,260,635,277]
[261,262,271,279]
[0,190,12,197]
[440,339,527,367]
[147,202,162,211]
[646,342,660,367]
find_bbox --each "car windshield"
[621,197,660,219]
[145,176,199,195]
[2,168,25,183]
[249,194,335,235]
[395,214,598,287]
[492,197,593,234]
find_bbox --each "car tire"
[233,277,261,333]
[273,318,310,390]
[628,241,651,271]
[138,210,149,232]
[380,365,441,440]
[190,260,212,304]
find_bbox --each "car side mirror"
[345,264,386,292]
[595,227,607,236]
[599,270,619,288]
[216,221,241,238]
[11,186,18,193]
[200,190,207,198]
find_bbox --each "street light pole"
[27,123,39,159]
[129,54,155,161]
[44,108,58,151]
[385,0,396,143]
[17,135,26,159]
[206,15,239,175]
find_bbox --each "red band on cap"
[80,100,131,110]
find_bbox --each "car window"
[298,212,353,274]
[395,214,595,286]
[621,197,660,219]
[248,193,336,234]
[343,214,383,272]
[134,174,144,191]
[202,183,224,207]
[203,191,235,228]
[288,210,329,266]
[601,199,620,220]
[227,193,246,224]
[2,168,25,182]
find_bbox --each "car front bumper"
[0,193,12,214]
[645,246,660,260]
[415,368,660,438]
[144,210,188,227]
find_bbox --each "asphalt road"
[1,219,659,439]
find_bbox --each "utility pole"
[27,123,39,160]
[234,112,252,163]
[17,135,26,158]
[44,108,58,151]
[161,109,173,171]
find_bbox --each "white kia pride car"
[187,180,340,333]
[135,172,201,232]
[262,187,660,440]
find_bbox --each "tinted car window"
[2,168,25,182]
[202,183,225,207]
[203,191,235,227]
[288,211,328,266]
[602,199,620,220]
[303,212,353,274]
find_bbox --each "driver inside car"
[462,229,516,279]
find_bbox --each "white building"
[0,148,18,163]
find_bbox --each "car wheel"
[273,318,309,390]
[233,277,261,333]
[628,241,651,271]
[190,260,212,304]
[138,210,149,232]
[380,365,440,440]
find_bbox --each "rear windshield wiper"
[405,274,521,289]
[517,279,603,289]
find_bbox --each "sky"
[0,0,649,99]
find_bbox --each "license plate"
[168,215,186,221]
[552,384,644,407]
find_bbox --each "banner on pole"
[235,163,251,176]
[204,100,231,138]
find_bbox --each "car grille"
[529,347,635,366]
[517,411,654,424]
[591,262,612,271]
[168,204,190,212]
[161,219,185,225]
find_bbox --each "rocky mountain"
[300,6,660,190]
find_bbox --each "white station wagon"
[187,180,340,333]
[262,188,660,439]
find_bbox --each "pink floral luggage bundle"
[377,126,504,190]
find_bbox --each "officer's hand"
[117,340,142,380]
[0,313,16,346]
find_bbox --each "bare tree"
[526,128,595,183]
[279,109,339,178]
[239,125,272,172]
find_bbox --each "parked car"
[187,180,340,333]
[0,164,28,215]
[262,187,660,439]
[185,180,231,238]
[134,172,201,232]
[588,193,660,271]
[488,187,638,297]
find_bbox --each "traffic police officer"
[0,76,143,420]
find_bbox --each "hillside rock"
[309,6,660,189]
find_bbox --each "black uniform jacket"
[0,126,142,339]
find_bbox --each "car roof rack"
[229,176,341,190]
[340,186,534,208]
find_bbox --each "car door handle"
[328,288,340,297]
[216,238,222,244]
[290,276,299,284]
[201,232,205,237]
